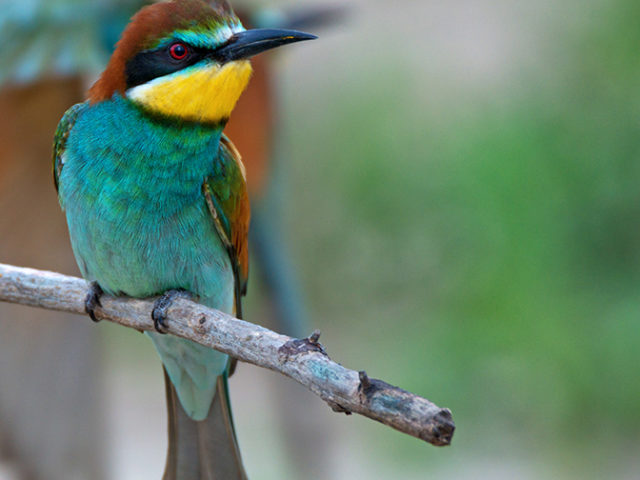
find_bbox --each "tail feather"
[162,370,247,480]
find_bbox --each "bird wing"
[53,102,88,194]
[202,134,250,317]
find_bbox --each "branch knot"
[278,329,327,362]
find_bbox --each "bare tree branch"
[0,262,455,446]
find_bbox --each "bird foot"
[85,282,103,322]
[151,289,193,333]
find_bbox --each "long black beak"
[214,28,317,62]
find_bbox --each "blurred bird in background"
[0,2,111,479]
[0,0,340,478]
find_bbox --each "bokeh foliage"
[277,0,640,476]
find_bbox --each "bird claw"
[151,289,192,334]
[85,282,103,322]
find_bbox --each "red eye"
[169,43,188,60]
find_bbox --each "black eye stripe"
[125,43,210,89]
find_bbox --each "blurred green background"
[268,0,640,477]
[2,0,640,479]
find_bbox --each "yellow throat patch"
[127,60,253,123]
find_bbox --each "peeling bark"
[0,263,455,446]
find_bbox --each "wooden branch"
[0,262,455,446]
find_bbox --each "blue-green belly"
[58,96,233,419]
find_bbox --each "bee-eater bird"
[52,0,315,478]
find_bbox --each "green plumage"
[54,94,245,420]
[52,2,315,477]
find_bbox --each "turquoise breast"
[58,94,235,419]
[59,95,234,313]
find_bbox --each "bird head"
[89,0,315,124]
